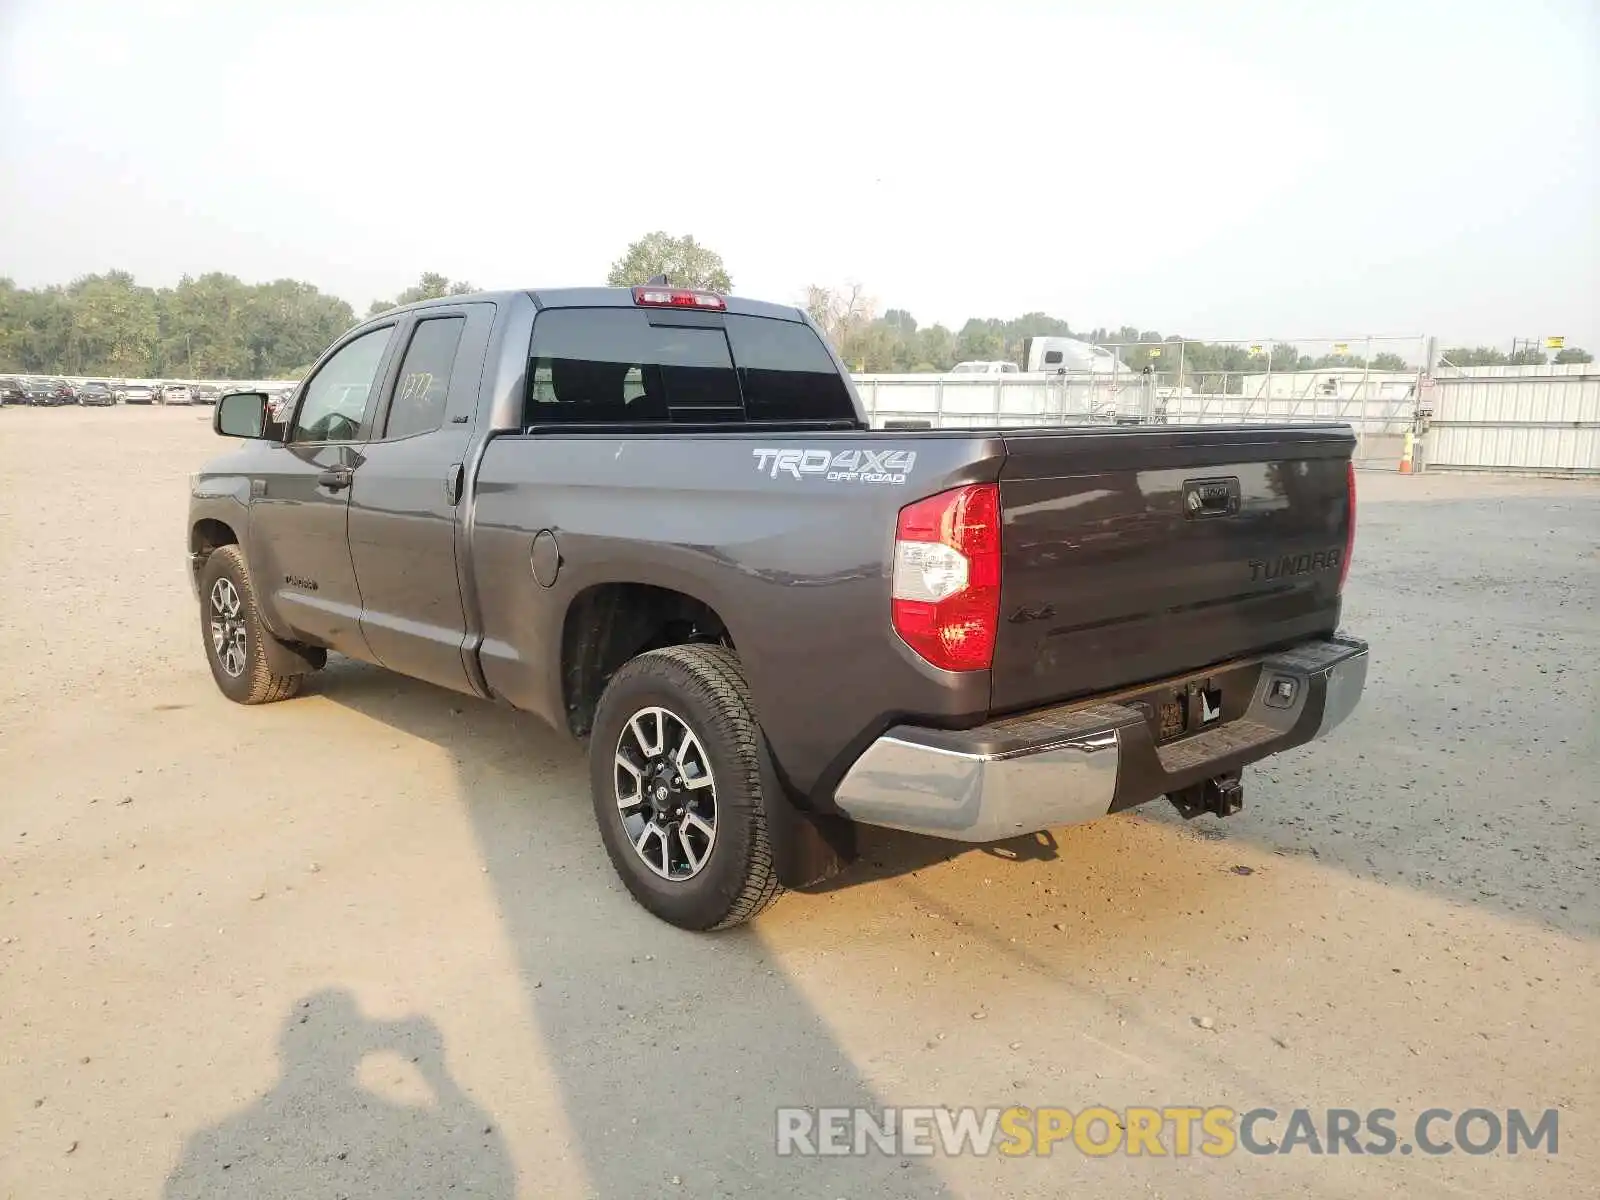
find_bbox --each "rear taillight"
[891,484,1001,672]
[1338,462,1356,593]
[632,286,726,310]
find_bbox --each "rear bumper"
[831,634,1367,843]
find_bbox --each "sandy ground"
[2,405,1597,1199]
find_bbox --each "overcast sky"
[2,0,1596,351]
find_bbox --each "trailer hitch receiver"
[1168,772,1244,820]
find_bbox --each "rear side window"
[1044,350,1063,364]
[527,309,742,424]
[724,315,855,421]
[385,316,465,439]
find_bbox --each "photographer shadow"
[164,988,512,1200]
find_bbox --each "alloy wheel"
[613,706,718,880]
[209,578,247,678]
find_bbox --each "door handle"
[318,467,354,491]
[445,463,464,505]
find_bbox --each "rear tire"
[199,545,304,705]
[589,644,783,930]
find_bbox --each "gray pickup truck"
[189,285,1367,930]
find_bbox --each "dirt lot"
[2,405,1596,1199]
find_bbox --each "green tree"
[954,319,1005,362]
[0,281,61,373]
[243,280,356,378]
[1553,347,1593,364]
[881,308,918,337]
[913,324,956,372]
[157,273,255,377]
[0,279,22,370]
[1370,352,1410,371]
[19,286,75,374]
[1440,346,1508,367]
[0,271,351,378]
[367,272,477,318]
[606,233,732,291]
[1270,343,1310,371]
[64,271,160,376]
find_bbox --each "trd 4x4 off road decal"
[752,448,916,484]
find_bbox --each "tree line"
[0,270,497,381]
[0,272,353,380]
[1439,344,1592,367]
[1,234,1590,380]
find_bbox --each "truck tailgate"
[991,424,1355,713]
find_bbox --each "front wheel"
[198,545,305,705]
[589,645,783,930]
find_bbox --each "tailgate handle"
[1183,477,1240,518]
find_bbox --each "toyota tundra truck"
[187,285,1367,930]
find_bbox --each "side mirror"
[215,391,272,439]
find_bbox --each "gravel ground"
[2,405,1596,1199]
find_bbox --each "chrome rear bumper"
[831,635,1368,842]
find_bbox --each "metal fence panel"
[854,361,1598,477]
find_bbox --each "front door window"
[292,327,394,443]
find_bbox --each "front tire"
[198,545,304,705]
[589,645,783,930]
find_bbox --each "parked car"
[157,383,193,405]
[188,285,1366,931]
[191,384,220,405]
[0,376,24,406]
[77,380,117,406]
[23,378,73,406]
[121,383,156,405]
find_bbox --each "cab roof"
[381,287,806,323]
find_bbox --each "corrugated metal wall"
[1426,364,1599,475]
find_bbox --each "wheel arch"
[191,516,239,556]
[560,581,731,740]
[189,517,240,593]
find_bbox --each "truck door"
[249,324,399,656]
[346,304,493,694]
